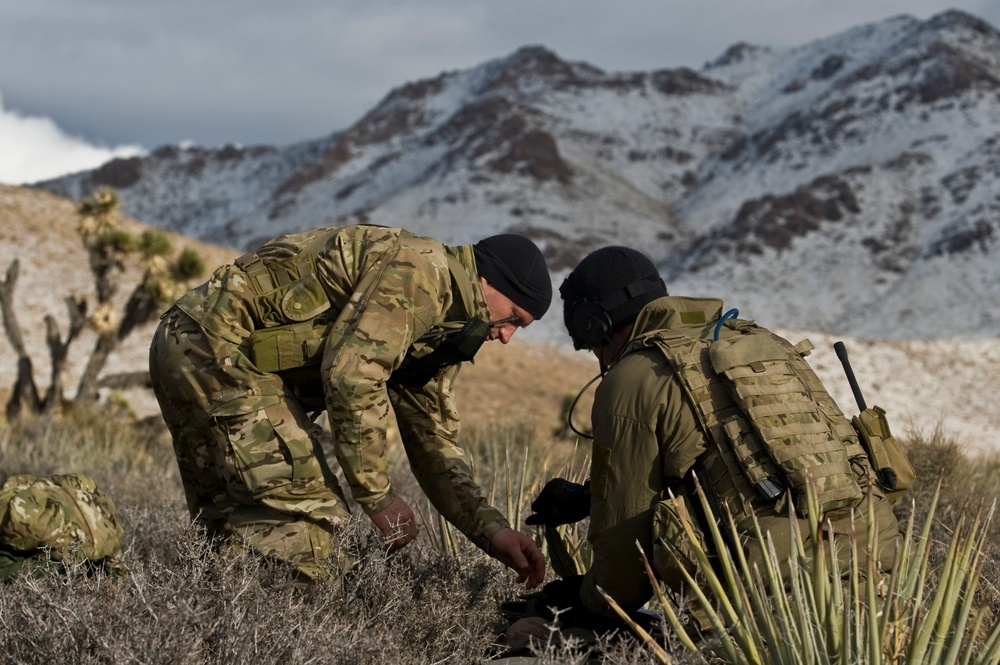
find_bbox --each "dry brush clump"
[0,410,536,664]
[2,410,1000,664]
[0,521,518,664]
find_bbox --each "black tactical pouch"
[390,318,491,388]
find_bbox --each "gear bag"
[0,474,126,577]
[649,320,872,517]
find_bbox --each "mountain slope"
[34,9,1000,344]
[3,182,999,454]
[666,10,1000,338]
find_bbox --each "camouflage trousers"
[149,308,352,580]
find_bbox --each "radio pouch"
[851,405,915,505]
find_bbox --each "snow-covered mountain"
[35,9,1000,345]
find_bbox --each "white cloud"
[0,94,144,186]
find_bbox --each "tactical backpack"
[0,474,126,579]
[648,316,913,517]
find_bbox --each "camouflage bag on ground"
[0,473,126,580]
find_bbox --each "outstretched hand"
[489,527,546,589]
[370,496,419,552]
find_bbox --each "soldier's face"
[480,278,534,344]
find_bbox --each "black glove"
[540,574,586,608]
[525,478,591,526]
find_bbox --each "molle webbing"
[240,231,401,373]
[236,240,331,324]
[235,251,278,294]
[649,334,777,515]
[236,249,320,297]
[652,327,866,517]
[236,248,332,372]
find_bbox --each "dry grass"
[0,411,541,664]
[2,406,999,664]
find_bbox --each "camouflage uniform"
[579,296,901,617]
[149,225,510,579]
[0,474,126,580]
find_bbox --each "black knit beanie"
[559,246,667,349]
[473,234,552,319]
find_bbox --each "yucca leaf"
[636,543,709,658]
[909,509,964,663]
[596,585,674,664]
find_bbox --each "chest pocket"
[278,273,331,322]
[241,250,335,372]
[253,272,332,325]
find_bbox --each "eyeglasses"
[488,316,521,328]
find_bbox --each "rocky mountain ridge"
[34,9,1000,345]
[2,183,999,455]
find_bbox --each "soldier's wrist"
[359,490,396,517]
[479,519,510,554]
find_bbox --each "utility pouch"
[248,318,331,373]
[852,406,915,503]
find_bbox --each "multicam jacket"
[172,225,509,549]
[579,296,901,616]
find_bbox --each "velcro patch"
[590,445,612,500]
[680,311,706,324]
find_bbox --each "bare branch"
[1,259,28,357]
[96,371,151,391]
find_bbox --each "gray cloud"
[1,0,997,168]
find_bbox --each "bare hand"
[370,496,419,552]
[489,527,546,589]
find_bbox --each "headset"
[566,274,665,349]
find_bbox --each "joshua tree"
[1,189,205,420]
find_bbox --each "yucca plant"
[600,479,1000,665]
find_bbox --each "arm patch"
[590,445,612,501]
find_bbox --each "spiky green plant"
[137,229,173,257]
[174,246,206,280]
[623,479,1000,665]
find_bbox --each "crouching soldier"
[0,473,126,581]
[149,224,550,587]
[517,245,904,639]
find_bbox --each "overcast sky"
[2,0,999,184]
